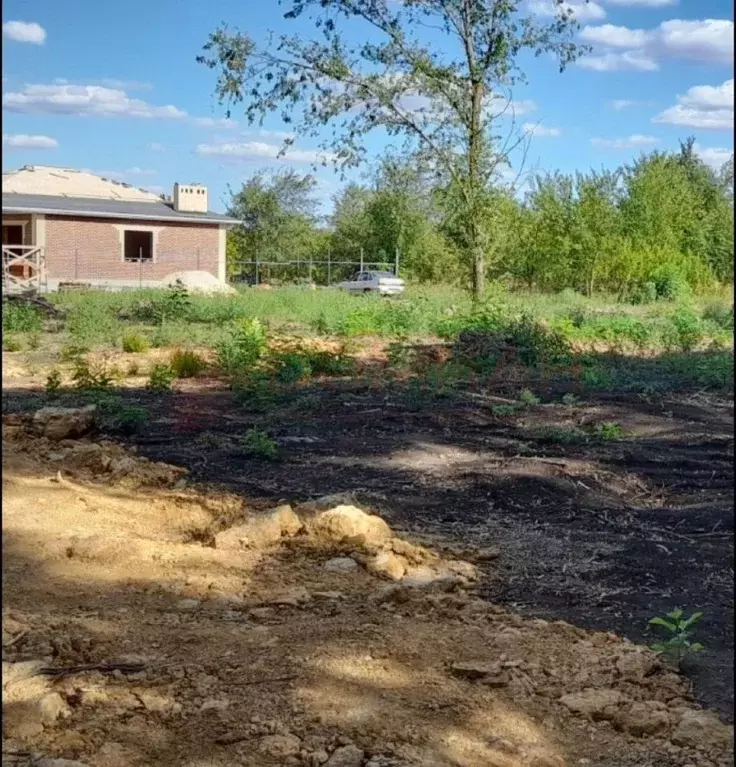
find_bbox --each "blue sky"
[2,0,733,216]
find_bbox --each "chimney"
[173,182,208,213]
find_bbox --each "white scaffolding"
[2,245,46,295]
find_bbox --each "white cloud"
[243,128,295,141]
[2,133,58,149]
[529,0,606,22]
[653,79,733,131]
[147,142,165,152]
[192,116,238,128]
[578,51,658,71]
[195,140,335,164]
[609,99,636,110]
[578,18,733,72]
[2,83,187,120]
[604,0,677,5]
[580,24,649,48]
[591,134,658,149]
[694,144,733,170]
[2,21,46,45]
[522,122,561,137]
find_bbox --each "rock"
[371,584,411,604]
[559,688,627,721]
[671,709,733,749]
[313,591,345,601]
[270,587,311,606]
[176,599,200,612]
[389,538,425,563]
[35,760,89,767]
[38,692,71,725]
[249,607,274,620]
[259,733,302,758]
[615,648,658,680]
[2,660,45,689]
[325,745,365,767]
[446,559,478,581]
[475,546,501,561]
[200,698,230,712]
[311,505,392,547]
[366,551,406,581]
[215,505,302,551]
[618,701,670,737]
[450,661,504,680]
[307,750,330,766]
[401,566,462,590]
[33,405,97,441]
[324,557,359,573]
[138,690,180,714]
[298,492,360,514]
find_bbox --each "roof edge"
[2,203,238,227]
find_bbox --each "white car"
[338,270,405,296]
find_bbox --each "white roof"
[1,165,162,202]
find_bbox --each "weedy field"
[2,283,734,766]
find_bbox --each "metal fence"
[227,249,400,287]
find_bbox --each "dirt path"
[2,422,734,767]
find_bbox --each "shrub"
[240,428,279,459]
[148,363,175,391]
[702,303,733,331]
[233,371,282,412]
[122,331,150,353]
[2,303,43,334]
[71,357,115,391]
[60,342,90,362]
[518,388,541,406]
[97,397,149,435]
[664,308,704,352]
[3,335,22,352]
[491,404,518,417]
[274,352,312,384]
[45,369,63,395]
[593,421,624,440]
[170,349,206,378]
[535,426,587,445]
[217,318,268,376]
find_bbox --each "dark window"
[123,230,153,261]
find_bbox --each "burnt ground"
[3,371,734,723]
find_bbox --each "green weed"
[592,421,624,440]
[217,318,268,376]
[148,363,175,391]
[240,428,279,460]
[122,331,150,353]
[45,369,63,395]
[2,303,43,334]
[71,357,115,391]
[3,335,22,352]
[491,404,518,417]
[96,397,149,435]
[648,608,704,668]
[535,425,587,445]
[170,349,206,378]
[518,388,541,406]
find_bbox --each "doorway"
[2,223,31,280]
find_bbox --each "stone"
[312,505,392,547]
[389,538,425,563]
[38,692,71,725]
[33,405,97,441]
[475,546,501,561]
[298,492,360,514]
[176,599,200,612]
[325,745,365,767]
[450,661,504,680]
[35,760,89,767]
[324,557,359,573]
[307,750,330,766]
[138,691,179,714]
[559,688,627,721]
[270,587,311,606]
[372,584,411,604]
[401,566,462,590]
[671,709,733,749]
[446,559,478,581]
[618,701,670,737]
[615,648,658,680]
[259,733,302,758]
[366,551,406,581]
[200,698,230,712]
[2,660,45,689]
[313,591,345,601]
[249,607,274,620]
[214,504,302,551]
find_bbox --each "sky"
[2,0,733,216]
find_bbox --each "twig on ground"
[2,629,28,648]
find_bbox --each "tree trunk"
[472,238,485,298]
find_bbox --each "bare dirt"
[2,386,734,767]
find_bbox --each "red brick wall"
[44,215,220,284]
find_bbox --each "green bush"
[97,397,149,435]
[122,331,150,353]
[71,357,115,391]
[274,352,312,384]
[240,428,279,459]
[45,369,63,395]
[217,318,268,376]
[664,308,704,352]
[148,363,175,391]
[593,421,624,440]
[702,303,733,331]
[3,335,22,352]
[170,349,206,378]
[2,303,43,334]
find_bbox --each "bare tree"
[198,0,589,297]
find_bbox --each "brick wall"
[44,215,221,286]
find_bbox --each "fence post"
[360,248,364,273]
[138,251,143,289]
[309,255,313,285]
[327,249,331,286]
[255,256,260,286]
[395,247,400,277]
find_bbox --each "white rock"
[325,744,365,767]
[33,405,97,441]
[311,505,391,546]
[671,709,733,749]
[324,557,359,573]
[176,599,200,611]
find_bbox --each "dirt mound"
[162,271,236,295]
[2,427,733,767]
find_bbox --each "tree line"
[226,137,734,299]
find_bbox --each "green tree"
[198,0,587,298]
[226,169,322,281]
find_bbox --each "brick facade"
[44,215,222,287]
